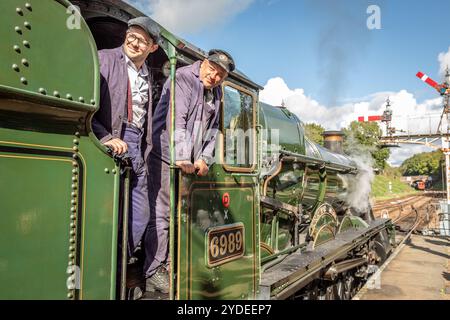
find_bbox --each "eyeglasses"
[126,33,152,48]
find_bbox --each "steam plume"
[339,132,376,213]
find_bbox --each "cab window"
[222,83,256,171]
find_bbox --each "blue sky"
[167,0,450,105]
[126,0,450,165]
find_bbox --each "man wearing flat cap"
[144,49,235,293]
[92,17,160,270]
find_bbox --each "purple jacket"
[92,46,153,158]
[152,60,221,165]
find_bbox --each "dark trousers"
[122,125,151,254]
[144,153,170,277]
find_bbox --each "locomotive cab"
[73,0,265,300]
[0,0,395,300]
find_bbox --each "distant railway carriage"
[411,179,431,191]
[416,181,426,190]
[0,0,394,300]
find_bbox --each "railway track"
[290,195,439,300]
[372,195,435,228]
[353,195,441,299]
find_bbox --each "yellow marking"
[76,152,87,300]
[260,242,275,254]
[176,175,182,300]
[0,154,71,162]
[252,199,256,298]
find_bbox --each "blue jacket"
[92,46,153,159]
[151,60,222,165]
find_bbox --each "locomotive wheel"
[334,279,345,300]
[325,285,335,299]
[309,203,338,239]
[303,285,319,300]
[318,285,335,300]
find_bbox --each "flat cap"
[207,49,235,73]
[128,17,161,45]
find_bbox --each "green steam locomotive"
[0,0,394,300]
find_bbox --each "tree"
[342,121,390,170]
[383,163,403,178]
[400,150,443,176]
[304,122,325,145]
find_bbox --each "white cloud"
[259,77,446,166]
[259,77,352,129]
[438,46,450,77]
[125,0,254,34]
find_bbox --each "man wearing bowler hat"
[144,49,235,293]
[92,17,160,274]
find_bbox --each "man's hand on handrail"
[104,138,128,155]
[175,160,196,174]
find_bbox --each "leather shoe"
[128,286,143,300]
[146,266,169,294]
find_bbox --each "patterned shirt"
[125,55,149,129]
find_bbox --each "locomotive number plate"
[206,223,245,267]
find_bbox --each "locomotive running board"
[258,218,391,300]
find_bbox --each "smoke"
[307,0,373,107]
[339,132,376,213]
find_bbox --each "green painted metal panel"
[259,102,305,154]
[0,150,72,299]
[269,163,304,206]
[177,180,257,300]
[75,136,119,300]
[0,127,119,299]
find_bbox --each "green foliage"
[344,121,380,147]
[343,121,390,170]
[371,174,417,200]
[372,147,391,170]
[400,150,444,176]
[304,123,325,145]
[383,163,403,178]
